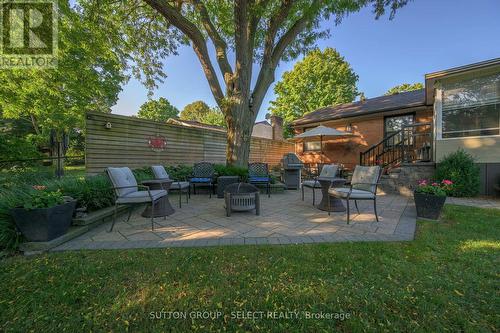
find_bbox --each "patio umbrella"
[293,125,357,164]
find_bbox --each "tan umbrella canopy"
[293,125,357,163]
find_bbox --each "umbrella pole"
[320,135,323,165]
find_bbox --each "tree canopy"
[385,83,424,95]
[84,0,409,166]
[270,47,358,136]
[180,101,211,122]
[0,0,126,138]
[180,101,226,128]
[137,97,179,122]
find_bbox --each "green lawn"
[1,205,499,332]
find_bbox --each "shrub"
[434,149,480,197]
[23,186,65,209]
[44,175,114,212]
[164,165,193,181]
[214,164,248,181]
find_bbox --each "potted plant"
[414,179,453,220]
[10,186,76,242]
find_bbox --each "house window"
[384,113,415,145]
[303,141,322,152]
[302,127,321,152]
[441,72,500,138]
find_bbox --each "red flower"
[442,180,453,185]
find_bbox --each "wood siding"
[293,106,434,170]
[85,112,294,175]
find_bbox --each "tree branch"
[143,0,224,102]
[191,0,233,80]
[252,0,318,112]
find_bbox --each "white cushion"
[302,180,321,188]
[107,167,137,197]
[152,165,169,179]
[328,187,375,199]
[351,165,380,193]
[116,189,167,204]
[170,181,189,189]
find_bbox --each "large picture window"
[441,72,500,138]
[302,127,321,152]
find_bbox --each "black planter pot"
[414,192,446,220]
[11,200,77,242]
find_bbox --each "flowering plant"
[23,186,65,209]
[415,179,454,197]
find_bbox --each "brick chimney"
[269,115,284,141]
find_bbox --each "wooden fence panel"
[85,112,294,174]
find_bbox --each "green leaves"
[180,101,226,128]
[270,48,358,137]
[23,189,65,210]
[137,97,179,122]
[385,83,424,95]
[0,0,126,135]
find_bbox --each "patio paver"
[53,190,418,251]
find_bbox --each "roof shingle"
[291,89,426,126]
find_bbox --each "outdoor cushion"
[190,177,212,183]
[116,189,167,204]
[329,187,375,199]
[170,181,190,189]
[107,167,138,197]
[302,179,321,188]
[351,165,380,193]
[319,164,338,178]
[152,165,169,179]
[249,176,270,182]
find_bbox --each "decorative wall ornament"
[148,135,167,152]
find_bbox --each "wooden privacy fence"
[85,112,294,174]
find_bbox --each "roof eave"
[291,102,427,127]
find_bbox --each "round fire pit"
[224,183,260,217]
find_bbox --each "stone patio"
[53,190,417,251]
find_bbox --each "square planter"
[11,200,77,242]
[414,192,446,220]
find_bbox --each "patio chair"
[328,165,382,224]
[301,164,338,205]
[151,165,190,208]
[190,162,215,198]
[106,167,167,232]
[248,162,271,198]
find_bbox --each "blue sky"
[112,0,500,121]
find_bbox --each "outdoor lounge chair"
[301,164,338,205]
[151,165,190,208]
[190,162,215,198]
[328,165,382,224]
[106,167,167,232]
[248,162,271,198]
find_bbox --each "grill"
[281,153,304,189]
[224,183,260,217]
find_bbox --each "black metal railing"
[360,122,432,167]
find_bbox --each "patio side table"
[217,176,240,198]
[317,177,346,212]
[141,179,175,217]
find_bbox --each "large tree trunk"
[224,98,255,167]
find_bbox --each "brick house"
[291,58,500,196]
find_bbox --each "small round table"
[316,177,346,212]
[141,179,175,218]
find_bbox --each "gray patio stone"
[50,191,424,252]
